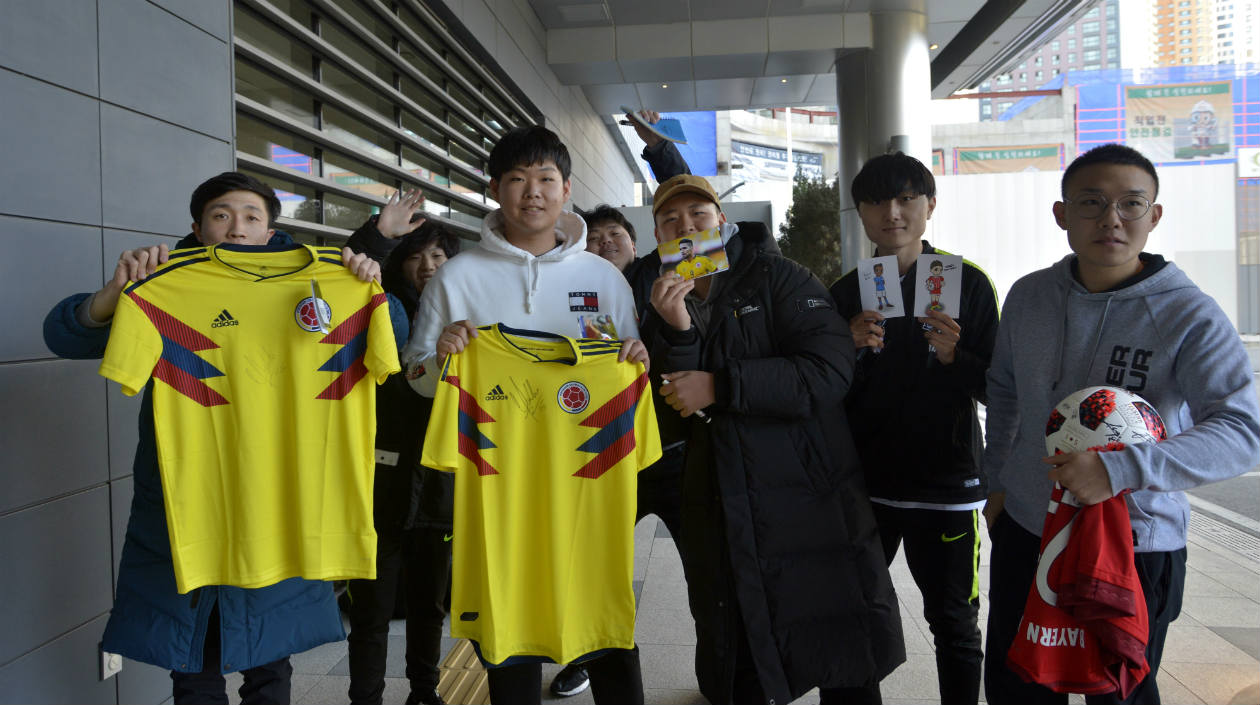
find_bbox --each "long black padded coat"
[643,222,906,705]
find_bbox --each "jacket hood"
[478,209,588,261]
[1045,253,1195,392]
[722,220,780,275]
[475,209,590,313]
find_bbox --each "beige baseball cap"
[651,174,722,216]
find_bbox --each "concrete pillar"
[836,7,932,271]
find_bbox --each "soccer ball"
[1044,386,1166,455]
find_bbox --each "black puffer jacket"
[644,223,905,705]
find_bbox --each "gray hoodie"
[984,255,1260,552]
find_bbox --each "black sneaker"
[549,664,590,697]
[405,689,447,705]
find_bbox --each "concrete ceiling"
[528,0,1088,113]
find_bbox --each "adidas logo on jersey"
[210,309,239,328]
[484,384,508,401]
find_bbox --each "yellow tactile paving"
[437,639,491,704]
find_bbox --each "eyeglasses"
[1063,194,1154,221]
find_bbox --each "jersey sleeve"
[632,365,663,470]
[98,290,163,396]
[365,288,402,383]
[420,353,462,473]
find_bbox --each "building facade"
[979,0,1122,120]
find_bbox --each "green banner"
[956,145,1061,174]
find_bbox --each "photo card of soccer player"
[658,227,729,281]
[857,255,906,318]
[911,253,963,318]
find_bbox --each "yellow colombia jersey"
[421,325,662,665]
[675,255,717,280]
[99,243,400,594]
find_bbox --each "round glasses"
[1063,194,1154,221]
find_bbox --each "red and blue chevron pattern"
[316,293,387,400]
[444,375,499,476]
[574,373,647,479]
[128,292,228,407]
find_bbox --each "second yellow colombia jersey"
[99,243,400,593]
[421,324,662,665]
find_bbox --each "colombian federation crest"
[295,296,332,332]
[557,381,590,414]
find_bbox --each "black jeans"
[347,526,453,705]
[170,605,293,705]
[820,505,983,705]
[485,648,644,705]
[983,511,1186,705]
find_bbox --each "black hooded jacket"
[643,222,905,705]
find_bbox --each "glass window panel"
[325,0,390,38]
[323,104,397,165]
[265,0,315,26]
[402,146,451,188]
[321,19,394,85]
[401,111,447,152]
[233,6,316,76]
[235,59,319,127]
[485,91,521,127]
[450,171,485,204]
[448,142,484,175]
[240,168,319,223]
[422,195,451,219]
[399,7,448,58]
[399,44,447,86]
[237,113,320,176]
[400,76,447,119]
[323,192,376,229]
[447,112,482,146]
[450,201,484,229]
[447,55,480,90]
[321,62,396,122]
[322,150,398,199]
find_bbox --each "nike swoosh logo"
[941,532,967,543]
[443,534,454,542]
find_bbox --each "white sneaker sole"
[552,678,591,697]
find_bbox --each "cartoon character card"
[912,253,963,317]
[658,227,729,281]
[856,255,906,318]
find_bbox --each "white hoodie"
[401,209,639,395]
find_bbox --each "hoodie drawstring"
[1082,295,1114,385]
[525,258,540,313]
[1051,287,1115,392]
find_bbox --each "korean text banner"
[955,144,1062,175]
[1125,82,1232,162]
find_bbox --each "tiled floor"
[242,500,1260,705]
